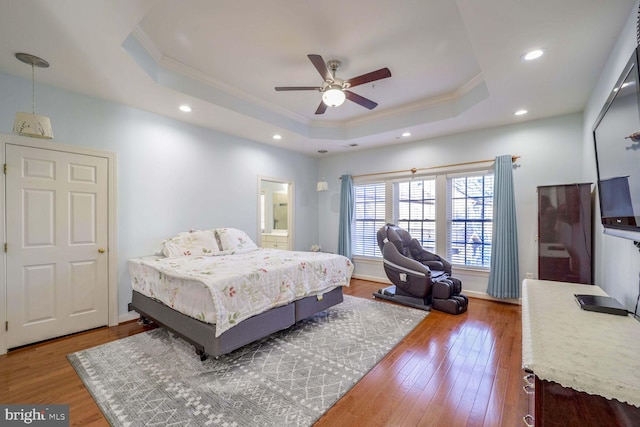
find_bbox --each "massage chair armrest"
[382,242,432,298]
[382,242,431,276]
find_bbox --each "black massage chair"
[373,224,468,314]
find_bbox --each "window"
[352,172,494,270]
[447,174,494,268]
[396,179,436,252]
[353,182,386,257]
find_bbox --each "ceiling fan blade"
[345,90,378,110]
[315,101,328,115]
[308,54,332,82]
[275,86,321,91]
[345,68,391,88]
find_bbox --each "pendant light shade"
[13,53,53,139]
[13,112,53,139]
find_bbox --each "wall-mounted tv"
[592,46,640,242]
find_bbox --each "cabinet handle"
[98,248,106,254]
[523,374,535,387]
[522,414,534,427]
[523,384,535,395]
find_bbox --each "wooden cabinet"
[537,183,592,284]
[528,376,640,427]
[261,233,289,250]
[522,369,640,427]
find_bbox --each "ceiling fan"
[275,54,391,115]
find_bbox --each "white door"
[5,144,109,348]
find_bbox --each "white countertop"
[522,279,640,407]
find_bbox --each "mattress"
[128,248,353,336]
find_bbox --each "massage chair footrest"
[432,277,462,299]
[432,294,468,315]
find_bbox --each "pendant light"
[13,53,53,139]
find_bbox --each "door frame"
[0,133,118,355]
[256,175,294,250]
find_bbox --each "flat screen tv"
[592,46,640,242]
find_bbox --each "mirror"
[258,177,293,250]
[262,181,288,231]
[272,191,288,230]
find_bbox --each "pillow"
[162,229,221,257]
[215,228,258,251]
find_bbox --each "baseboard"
[119,311,140,324]
[352,274,391,285]
[464,290,521,305]
[352,274,521,305]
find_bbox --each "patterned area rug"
[68,295,427,426]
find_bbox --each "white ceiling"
[0,0,635,156]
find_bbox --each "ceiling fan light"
[322,88,346,107]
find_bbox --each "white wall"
[318,113,585,299]
[0,71,320,318]
[583,0,640,310]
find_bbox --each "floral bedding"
[129,248,353,337]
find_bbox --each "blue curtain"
[338,174,354,259]
[487,155,520,298]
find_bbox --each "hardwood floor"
[0,279,526,426]
[317,279,527,427]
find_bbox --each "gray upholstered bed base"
[128,287,343,359]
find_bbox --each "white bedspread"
[129,248,353,336]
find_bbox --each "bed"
[127,228,353,359]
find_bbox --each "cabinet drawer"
[261,234,288,249]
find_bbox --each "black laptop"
[574,294,628,316]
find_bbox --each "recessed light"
[272,134,282,140]
[179,105,192,112]
[402,132,411,137]
[522,49,544,61]
[514,109,528,116]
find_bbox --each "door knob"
[98,248,106,254]
[625,132,640,142]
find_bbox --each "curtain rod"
[340,155,520,179]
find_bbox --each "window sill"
[354,256,489,276]
[353,255,382,263]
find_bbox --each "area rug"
[68,295,427,427]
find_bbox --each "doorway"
[1,135,118,353]
[257,176,293,250]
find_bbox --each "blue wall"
[317,113,585,298]
[0,71,320,316]
[3,0,639,315]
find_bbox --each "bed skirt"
[128,287,344,358]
